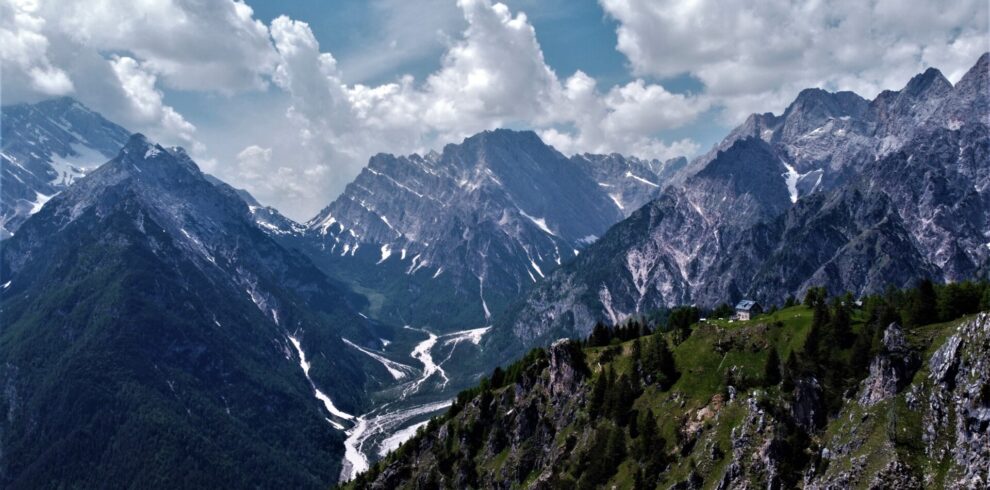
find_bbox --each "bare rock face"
[498,54,989,349]
[858,323,918,406]
[547,339,587,398]
[810,314,990,489]
[791,377,825,431]
[717,395,784,490]
[923,313,990,487]
[299,129,678,330]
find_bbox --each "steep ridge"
[0,97,131,237]
[348,300,990,489]
[0,135,379,488]
[492,54,989,349]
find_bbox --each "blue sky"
[3,0,986,219]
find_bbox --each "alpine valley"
[0,44,988,490]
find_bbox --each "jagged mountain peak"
[494,54,989,351]
[785,87,868,117]
[1,96,131,236]
[903,66,952,97]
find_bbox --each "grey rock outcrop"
[858,323,918,406]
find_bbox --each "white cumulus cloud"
[599,0,990,122]
[253,0,706,218]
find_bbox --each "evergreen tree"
[641,334,661,383]
[636,409,662,460]
[806,300,830,361]
[608,374,635,426]
[830,298,852,348]
[588,322,610,347]
[784,295,797,308]
[589,372,608,419]
[905,278,938,326]
[605,424,626,464]
[764,348,781,387]
[712,303,734,319]
[655,337,679,390]
[937,283,964,322]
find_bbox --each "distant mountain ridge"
[267,129,681,331]
[0,97,131,237]
[492,53,989,349]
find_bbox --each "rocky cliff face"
[295,129,678,330]
[0,97,131,237]
[495,54,989,347]
[808,313,990,488]
[857,323,918,407]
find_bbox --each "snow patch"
[342,338,415,380]
[287,334,354,420]
[519,209,556,237]
[29,191,53,215]
[479,275,492,320]
[625,171,659,187]
[377,244,392,264]
[608,193,625,210]
[781,161,800,203]
[403,326,448,393]
[442,326,491,347]
[529,257,545,278]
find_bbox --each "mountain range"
[489,53,989,351]
[262,129,682,331]
[0,52,986,488]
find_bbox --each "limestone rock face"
[497,54,989,348]
[858,323,918,406]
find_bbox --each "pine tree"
[806,299,831,362]
[606,424,626,463]
[589,372,608,419]
[764,348,781,386]
[656,338,678,390]
[641,335,660,383]
[937,283,964,322]
[589,322,610,347]
[636,409,661,459]
[608,374,635,425]
[906,278,938,326]
[830,298,852,348]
